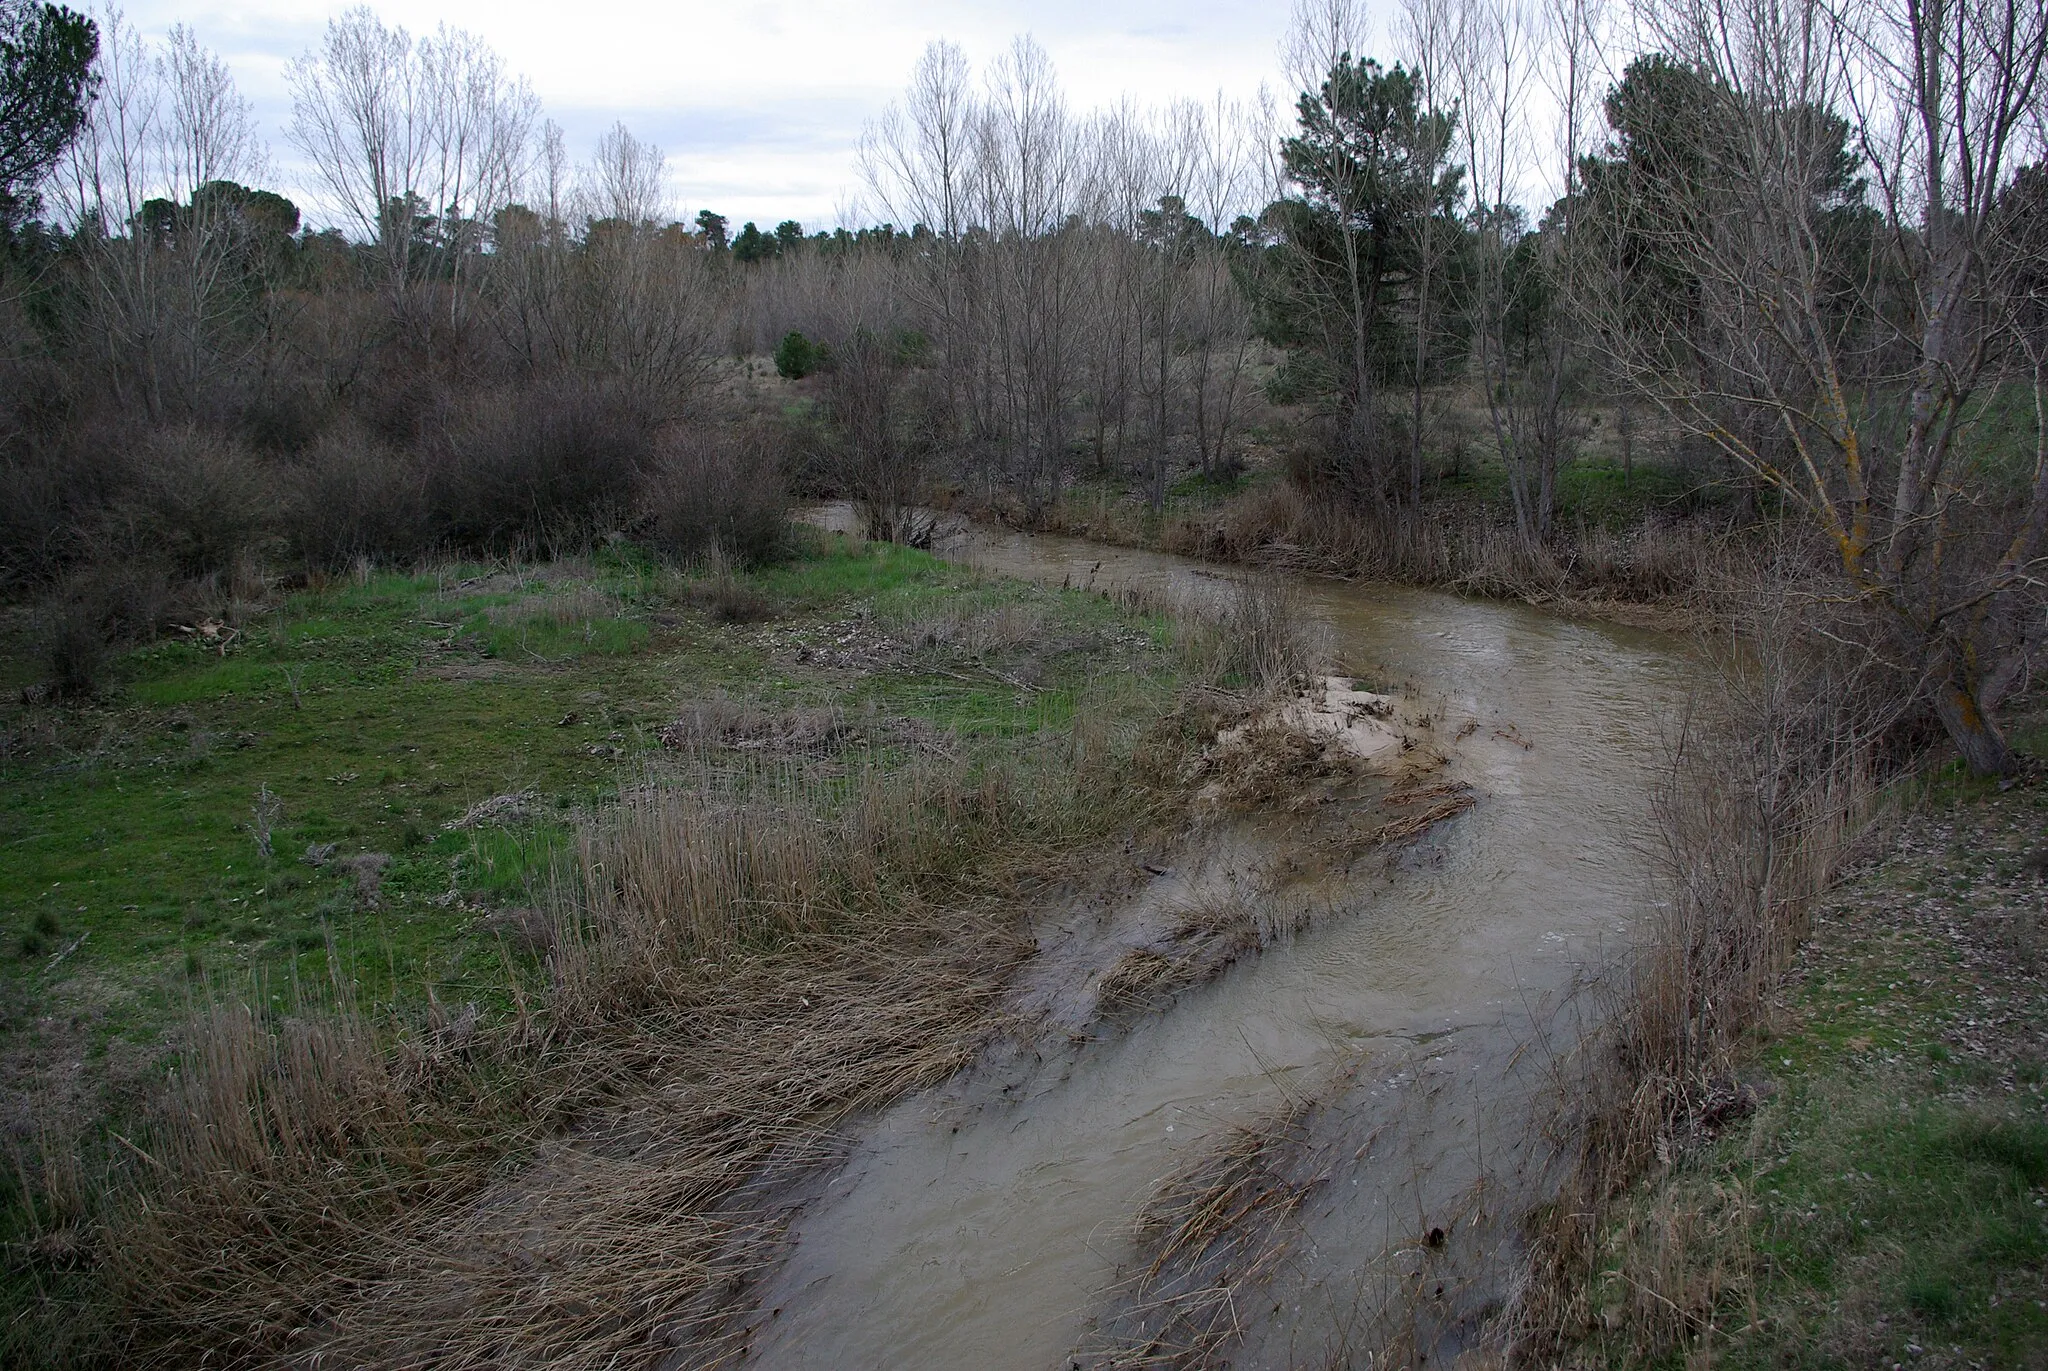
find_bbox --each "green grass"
[0,533,1184,1051]
[0,528,1201,1367]
[1584,732,2048,1368]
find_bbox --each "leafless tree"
[55,9,268,419]
[860,37,1267,515]
[1400,0,1464,514]
[1590,0,2048,771]
[581,121,668,228]
[286,8,535,319]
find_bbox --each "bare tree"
[862,37,1266,516]
[1453,0,1581,545]
[1183,92,1271,482]
[287,8,535,319]
[581,120,667,228]
[1589,0,2048,771]
[55,9,270,419]
[1399,0,1464,515]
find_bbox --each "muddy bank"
[951,485,1724,632]
[707,511,1688,1368]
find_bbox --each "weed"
[684,551,779,624]
[250,784,283,859]
[1905,1270,1960,1323]
[1952,1117,2048,1186]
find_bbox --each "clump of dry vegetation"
[1506,588,1909,1358]
[1093,895,1276,1017]
[1081,1103,1323,1368]
[1139,479,1736,611]
[11,726,1183,1367]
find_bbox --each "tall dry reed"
[30,723,1178,1368]
[1507,576,1910,1360]
[1032,478,1750,609]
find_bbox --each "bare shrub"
[637,421,789,568]
[283,425,430,570]
[250,785,283,859]
[33,595,114,699]
[429,380,653,552]
[1510,577,1908,1358]
[32,558,184,697]
[335,852,390,907]
[106,428,279,578]
[1175,574,1329,692]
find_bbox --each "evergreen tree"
[0,0,96,232]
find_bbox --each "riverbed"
[733,512,1689,1368]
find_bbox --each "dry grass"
[892,600,1054,656]
[1094,896,1273,1017]
[1130,572,1328,695]
[35,722,1184,1368]
[656,695,951,760]
[1082,1103,1323,1368]
[1033,478,1758,613]
[483,583,625,629]
[1505,584,1906,1362]
[679,548,780,624]
[1364,782,1478,845]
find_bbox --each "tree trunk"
[1930,668,2016,777]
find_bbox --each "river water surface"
[739,513,1690,1368]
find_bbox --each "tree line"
[0,0,2042,771]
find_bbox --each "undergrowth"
[0,527,1235,1367]
[1513,635,2047,1369]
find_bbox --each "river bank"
[694,511,1689,1367]
[1,531,1256,1366]
[946,467,1779,632]
[1552,729,2048,1367]
[18,506,1949,1369]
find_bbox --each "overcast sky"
[110,0,1401,230]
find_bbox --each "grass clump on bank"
[1,527,1226,1368]
[1525,712,2048,1368]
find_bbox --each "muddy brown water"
[735,510,1689,1368]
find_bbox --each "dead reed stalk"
[1082,1103,1323,1369]
[40,727,1181,1369]
[1505,579,1907,1361]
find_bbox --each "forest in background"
[0,0,2042,769]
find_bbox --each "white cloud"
[108,0,1337,228]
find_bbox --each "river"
[732,511,1688,1368]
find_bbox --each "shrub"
[0,415,146,588]
[774,330,824,379]
[34,557,183,697]
[283,426,430,569]
[428,380,653,553]
[241,384,330,455]
[683,550,778,623]
[107,428,280,578]
[637,422,789,568]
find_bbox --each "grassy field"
[1577,723,2048,1368]
[0,528,1189,1228]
